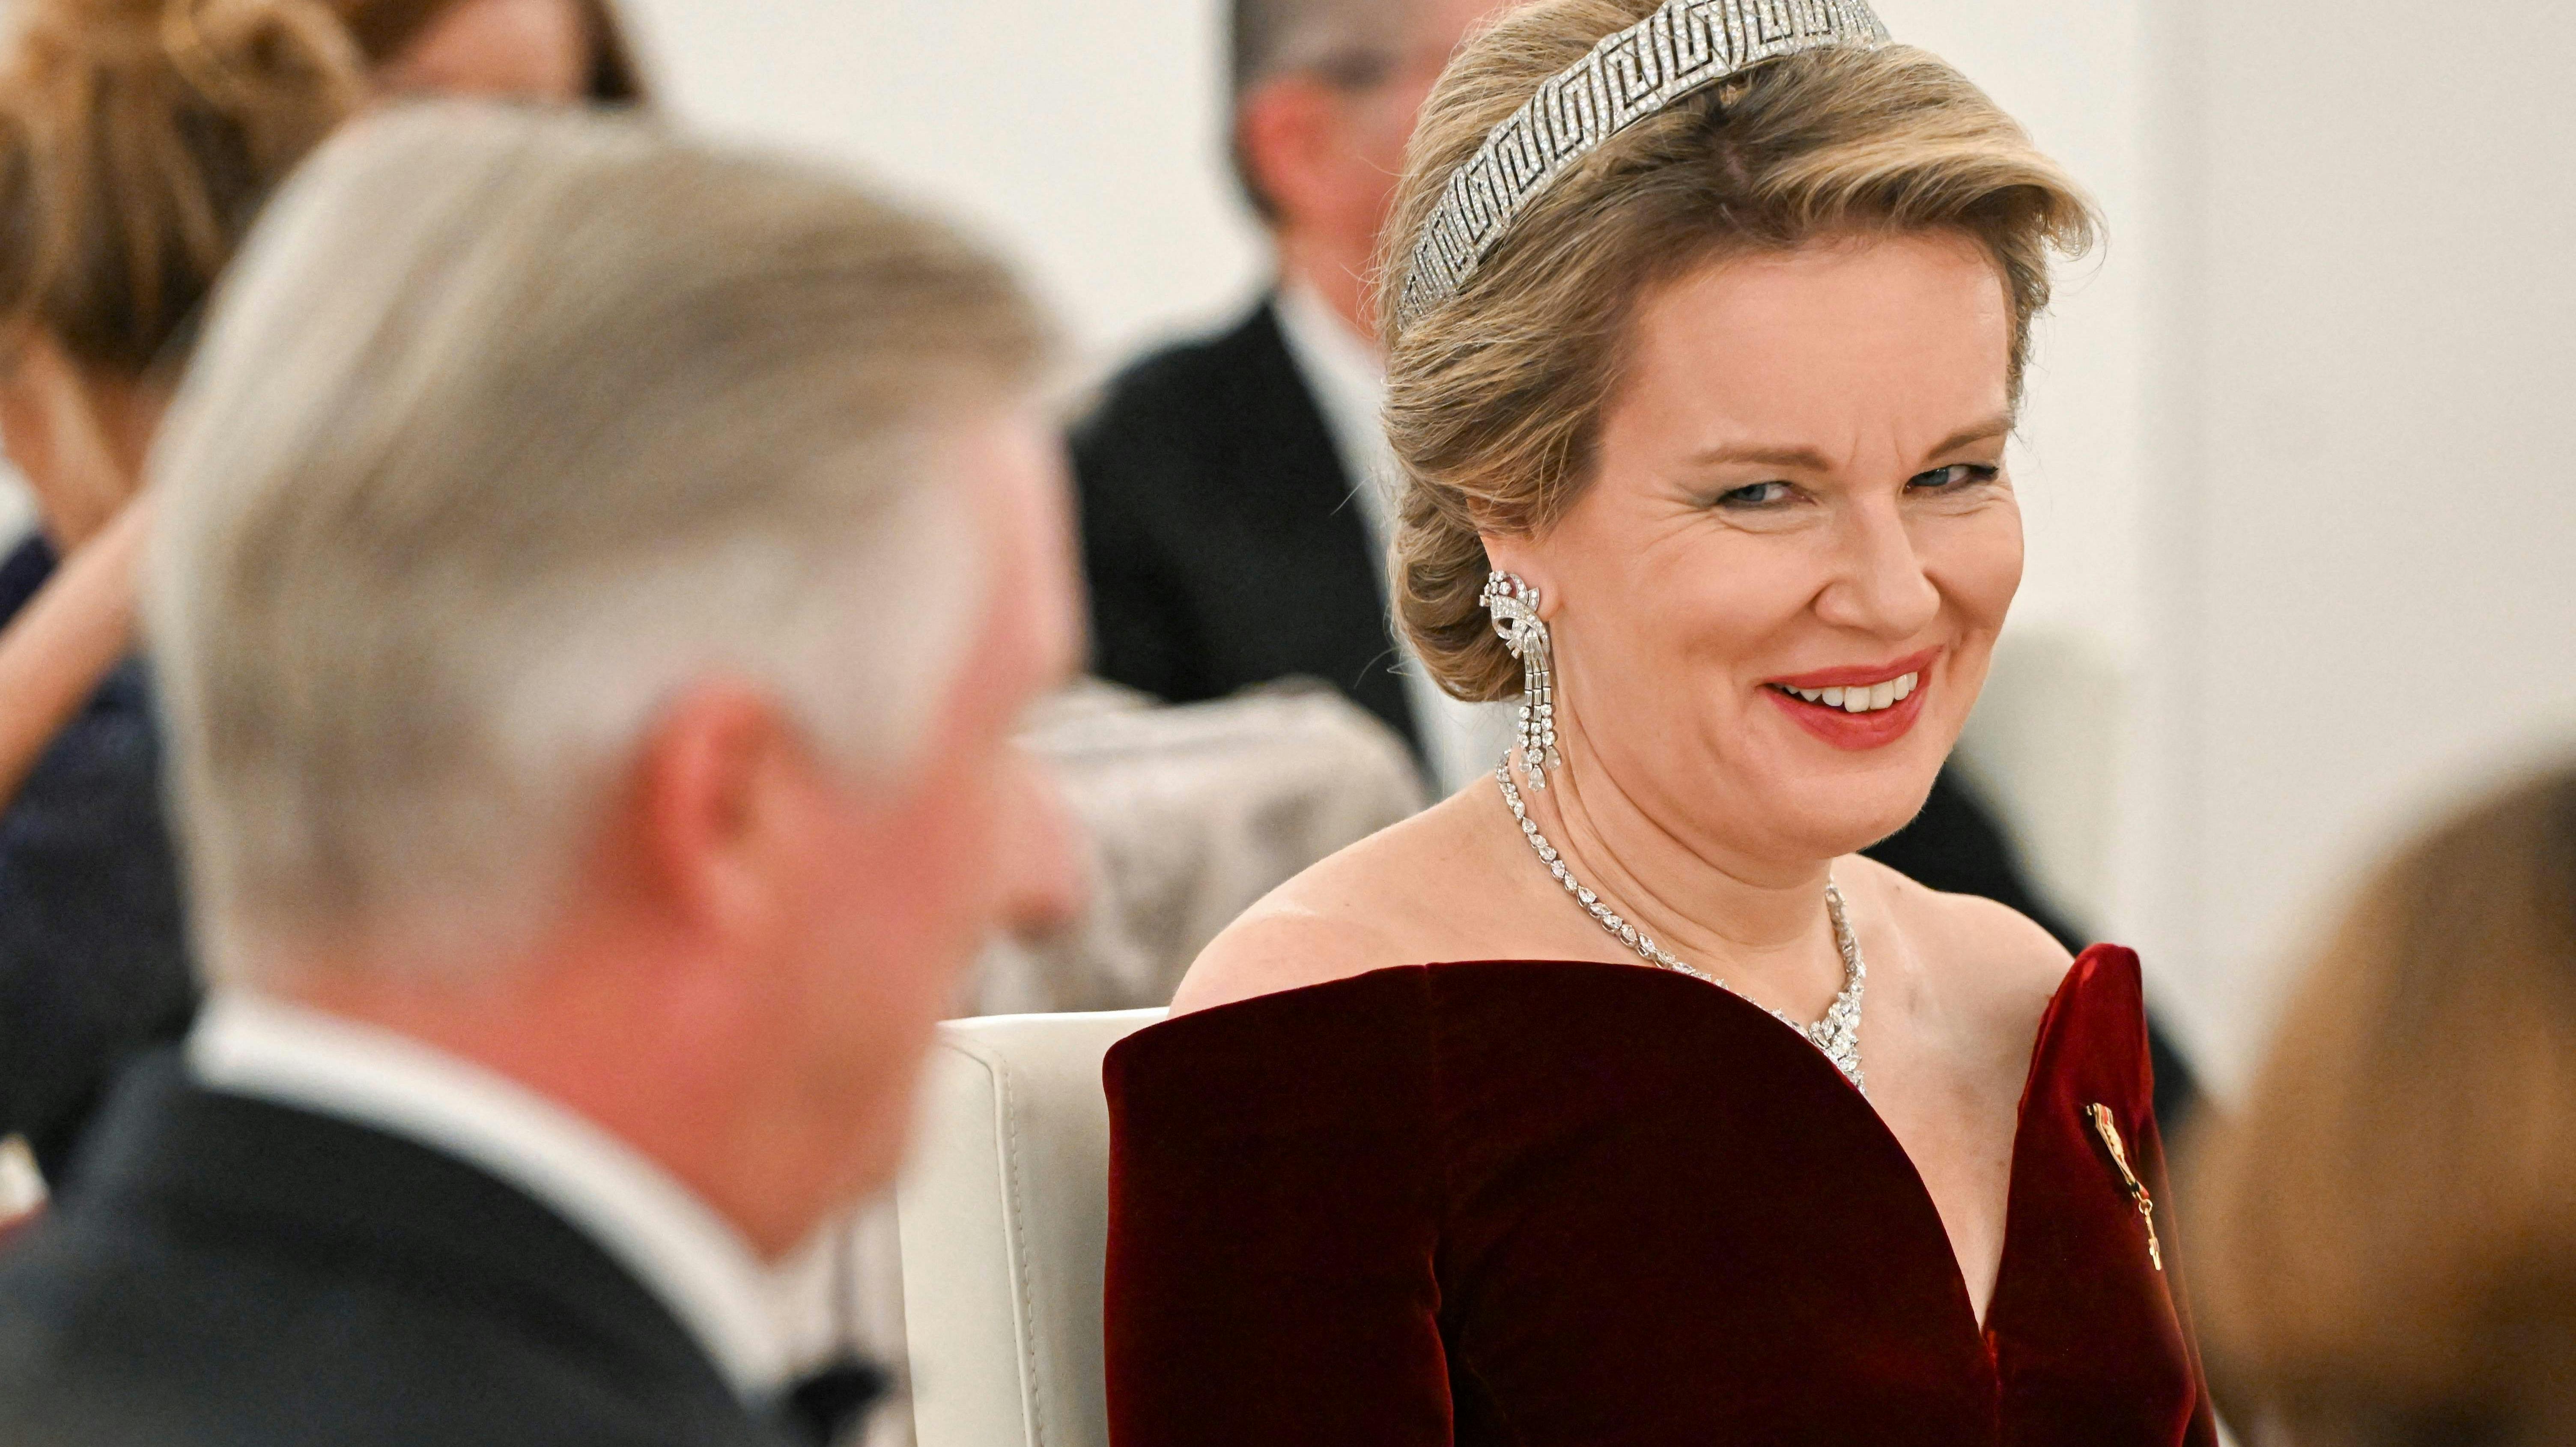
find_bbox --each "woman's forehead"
[1609,233,2015,464]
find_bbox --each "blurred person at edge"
[1063,0,2205,1128]
[2188,765,2576,1447]
[0,102,1081,1446]
[0,0,648,1195]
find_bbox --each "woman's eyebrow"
[1928,415,2015,457]
[1684,441,1835,470]
[1683,414,2015,472]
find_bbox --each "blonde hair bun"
[0,0,366,374]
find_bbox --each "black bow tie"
[776,1358,890,1447]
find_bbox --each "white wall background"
[616,0,1267,372]
[2125,0,2576,1088]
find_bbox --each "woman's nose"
[1816,500,1941,638]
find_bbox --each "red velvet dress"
[1103,946,2216,1446]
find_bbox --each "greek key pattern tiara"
[1395,0,1892,330]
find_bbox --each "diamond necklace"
[1497,757,1867,1091]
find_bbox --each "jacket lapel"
[1217,301,1419,745]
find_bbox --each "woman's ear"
[0,334,153,551]
[1479,533,1558,619]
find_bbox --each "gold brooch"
[2087,1103,2163,1271]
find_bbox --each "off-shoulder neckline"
[1155,946,2129,1053]
[1128,946,2144,1334]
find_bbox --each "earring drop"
[1479,570,1558,789]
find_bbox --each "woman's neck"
[1511,729,1850,1020]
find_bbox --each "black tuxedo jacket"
[0,1053,827,1447]
[1070,297,2203,1129]
[1073,299,1416,744]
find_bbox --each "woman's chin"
[1735,759,1947,863]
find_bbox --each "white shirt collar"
[187,990,792,1399]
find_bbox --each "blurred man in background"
[1074,0,1517,795]
[0,104,1078,1447]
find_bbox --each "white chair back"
[896,1009,1166,1447]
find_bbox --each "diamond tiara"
[1394,0,1892,331]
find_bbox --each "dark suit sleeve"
[1070,410,1204,705]
[1063,305,1423,745]
[0,662,199,1183]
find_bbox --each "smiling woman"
[1102,2,2216,1444]
[1550,232,2024,803]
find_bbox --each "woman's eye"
[1909,463,2001,492]
[1715,481,1795,509]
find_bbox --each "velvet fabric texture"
[1104,947,2215,1445]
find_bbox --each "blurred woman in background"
[335,0,646,103]
[0,0,649,1190]
[2191,764,2576,1446]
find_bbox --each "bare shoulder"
[1839,854,2073,1015]
[1168,786,1505,1017]
[1164,900,1409,1018]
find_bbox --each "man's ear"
[624,681,809,943]
[1235,75,1344,230]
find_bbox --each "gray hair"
[146,103,1054,981]
[1231,0,1410,97]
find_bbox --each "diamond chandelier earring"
[1480,570,1559,789]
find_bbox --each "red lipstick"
[1760,648,1941,753]
[1765,648,1942,692]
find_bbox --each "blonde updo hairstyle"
[0,0,367,379]
[1378,0,2099,701]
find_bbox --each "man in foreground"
[0,103,1080,1445]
